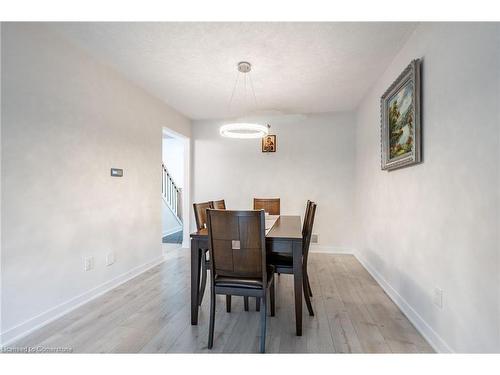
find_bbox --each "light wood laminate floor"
[10,248,434,353]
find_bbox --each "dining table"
[190,215,305,336]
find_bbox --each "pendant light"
[219,62,268,139]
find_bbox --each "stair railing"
[162,163,182,222]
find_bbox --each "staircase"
[162,163,182,226]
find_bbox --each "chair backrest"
[206,209,267,283]
[302,200,312,236]
[213,199,226,210]
[303,202,317,260]
[253,198,280,215]
[193,201,214,230]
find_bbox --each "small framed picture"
[262,135,276,152]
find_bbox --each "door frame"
[162,127,190,249]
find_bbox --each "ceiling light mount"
[237,61,252,73]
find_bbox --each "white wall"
[0,23,191,343]
[192,113,356,251]
[354,23,500,353]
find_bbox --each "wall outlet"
[105,252,115,266]
[433,287,443,309]
[84,256,94,271]
[311,234,319,244]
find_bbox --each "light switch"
[110,168,123,177]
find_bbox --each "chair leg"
[259,296,267,353]
[208,287,216,349]
[226,295,231,313]
[244,296,249,311]
[306,274,313,297]
[303,271,314,316]
[198,259,208,306]
[270,278,275,317]
[256,297,260,311]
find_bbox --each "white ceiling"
[51,22,417,120]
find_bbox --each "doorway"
[161,128,190,252]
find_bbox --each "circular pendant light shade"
[220,123,268,139]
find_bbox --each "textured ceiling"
[51,22,417,120]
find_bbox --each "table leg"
[191,238,201,325]
[292,239,303,336]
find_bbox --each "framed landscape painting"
[381,59,422,170]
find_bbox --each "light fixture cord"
[249,71,258,108]
[228,70,240,115]
[227,63,258,117]
[244,70,247,107]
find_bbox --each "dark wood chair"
[269,201,317,316]
[195,199,248,310]
[253,198,280,215]
[206,209,275,353]
[213,199,226,209]
[251,197,280,311]
[302,200,313,297]
[193,201,214,305]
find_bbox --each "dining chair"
[213,199,226,209]
[206,209,275,353]
[302,201,315,299]
[302,200,313,297]
[302,200,312,236]
[275,200,312,286]
[193,201,214,305]
[269,201,317,316]
[253,198,280,215]
[250,197,279,311]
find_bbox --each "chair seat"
[215,266,274,289]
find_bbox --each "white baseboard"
[354,250,453,353]
[309,245,354,254]
[162,226,183,237]
[0,255,166,346]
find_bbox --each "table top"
[190,215,302,240]
[265,215,302,240]
[265,215,279,234]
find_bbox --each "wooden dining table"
[190,215,305,336]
